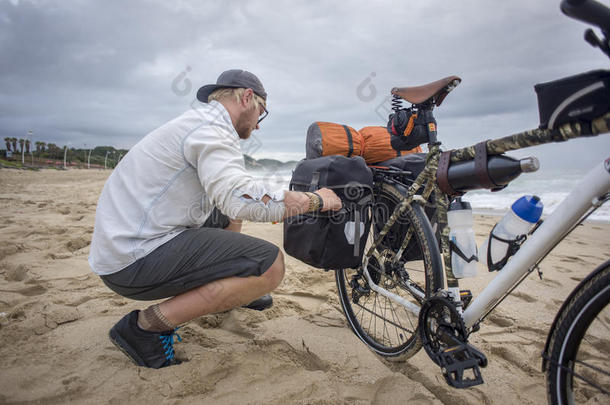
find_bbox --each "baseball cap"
[196,69,267,103]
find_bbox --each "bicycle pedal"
[434,343,487,389]
[459,290,473,309]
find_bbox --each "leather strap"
[436,150,460,196]
[474,141,495,189]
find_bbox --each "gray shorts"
[100,209,280,301]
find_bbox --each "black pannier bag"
[534,69,610,129]
[283,156,374,270]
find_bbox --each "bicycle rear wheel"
[335,183,443,360]
[546,259,610,405]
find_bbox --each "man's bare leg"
[158,250,284,326]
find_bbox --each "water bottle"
[448,198,478,278]
[481,195,543,271]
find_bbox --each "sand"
[0,168,608,404]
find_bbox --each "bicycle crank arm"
[420,294,488,389]
[362,260,421,316]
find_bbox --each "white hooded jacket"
[88,101,284,275]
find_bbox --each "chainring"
[419,292,468,366]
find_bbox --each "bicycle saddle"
[391,76,462,107]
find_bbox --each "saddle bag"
[360,126,422,164]
[284,156,374,270]
[534,69,610,129]
[306,122,364,159]
[387,109,437,150]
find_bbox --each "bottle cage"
[449,239,478,263]
[486,224,528,272]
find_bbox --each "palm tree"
[11,138,17,152]
[18,139,24,154]
[47,143,58,160]
[25,139,31,154]
[36,141,44,160]
[4,137,11,151]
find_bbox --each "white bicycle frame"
[363,159,610,330]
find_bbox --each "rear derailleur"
[419,292,487,389]
[349,271,371,304]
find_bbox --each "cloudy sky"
[1,0,608,168]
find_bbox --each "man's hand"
[315,188,342,212]
[282,188,342,220]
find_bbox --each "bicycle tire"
[546,259,610,405]
[335,183,444,360]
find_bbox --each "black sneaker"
[242,294,273,311]
[109,310,182,369]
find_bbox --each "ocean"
[248,165,610,223]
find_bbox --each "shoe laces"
[159,327,182,362]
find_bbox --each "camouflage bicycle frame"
[365,112,610,289]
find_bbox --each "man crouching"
[89,69,341,368]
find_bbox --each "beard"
[235,105,256,139]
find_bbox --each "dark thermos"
[447,155,539,192]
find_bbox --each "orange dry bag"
[359,126,422,164]
[306,122,364,159]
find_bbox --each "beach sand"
[0,168,608,404]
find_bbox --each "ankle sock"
[137,304,175,332]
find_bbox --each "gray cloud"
[0,0,608,168]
